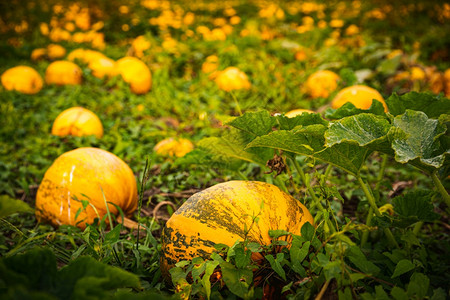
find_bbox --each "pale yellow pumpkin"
[1,66,44,94]
[52,107,103,138]
[35,147,138,228]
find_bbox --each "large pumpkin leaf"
[248,125,372,175]
[0,247,146,300]
[385,92,450,118]
[325,113,391,148]
[387,110,449,169]
[392,190,439,223]
[276,113,328,130]
[227,110,276,136]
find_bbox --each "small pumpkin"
[215,67,251,91]
[52,107,103,138]
[160,180,314,278]
[68,48,107,64]
[1,66,44,94]
[305,70,340,99]
[47,44,66,60]
[35,147,138,228]
[88,57,116,79]
[116,57,152,94]
[331,85,388,112]
[154,137,194,158]
[45,61,82,85]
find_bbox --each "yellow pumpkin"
[215,67,251,91]
[305,70,340,99]
[35,147,138,228]
[201,55,219,74]
[47,44,66,60]
[52,107,103,138]
[154,137,194,158]
[160,180,314,276]
[116,57,152,94]
[31,48,47,61]
[285,108,315,118]
[88,57,116,79]
[67,48,107,64]
[1,66,43,94]
[45,61,82,85]
[331,85,388,112]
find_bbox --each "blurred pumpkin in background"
[116,56,152,94]
[215,67,251,91]
[154,137,194,158]
[35,147,138,228]
[305,70,340,99]
[331,85,388,112]
[45,61,82,85]
[1,66,43,94]
[52,107,103,138]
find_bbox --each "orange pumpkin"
[215,67,251,91]
[45,61,82,85]
[160,181,314,277]
[35,147,138,228]
[88,57,116,79]
[116,57,152,94]
[1,66,43,94]
[52,107,103,138]
[305,70,340,99]
[331,85,388,112]
[154,137,194,158]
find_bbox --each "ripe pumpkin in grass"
[215,67,251,91]
[45,61,82,85]
[116,57,152,94]
[52,107,103,138]
[35,147,138,228]
[160,180,314,278]
[305,70,340,99]
[331,85,388,112]
[154,137,194,158]
[1,66,43,94]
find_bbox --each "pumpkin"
[215,67,251,91]
[305,70,340,99]
[52,107,104,138]
[47,44,66,60]
[154,137,194,158]
[331,85,388,112]
[45,61,82,85]
[88,57,116,79]
[160,180,314,277]
[1,66,43,94]
[201,55,219,74]
[31,48,47,61]
[285,108,315,118]
[68,48,107,64]
[116,57,152,94]
[35,147,138,228]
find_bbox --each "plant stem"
[291,158,336,233]
[230,91,242,116]
[431,171,450,210]
[356,175,399,248]
[360,207,373,247]
[375,154,388,191]
[323,164,333,180]
[315,280,331,300]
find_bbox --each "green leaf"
[325,113,391,148]
[377,54,402,75]
[265,253,286,281]
[220,261,253,299]
[407,273,429,299]
[276,113,328,130]
[388,110,449,169]
[392,190,439,223]
[325,100,386,119]
[375,285,391,300]
[301,222,315,241]
[391,287,408,300]
[391,259,415,278]
[323,260,342,281]
[227,110,276,136]
[248,125,372,175]
[200,260,220,300]
[346,246,380,275]
[104,224,122,245]
[386,92,450,118]
[0,195,33,217]
[234,246,251,269]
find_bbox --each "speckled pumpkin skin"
[35,147,137,228]
[160,181,314,276]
